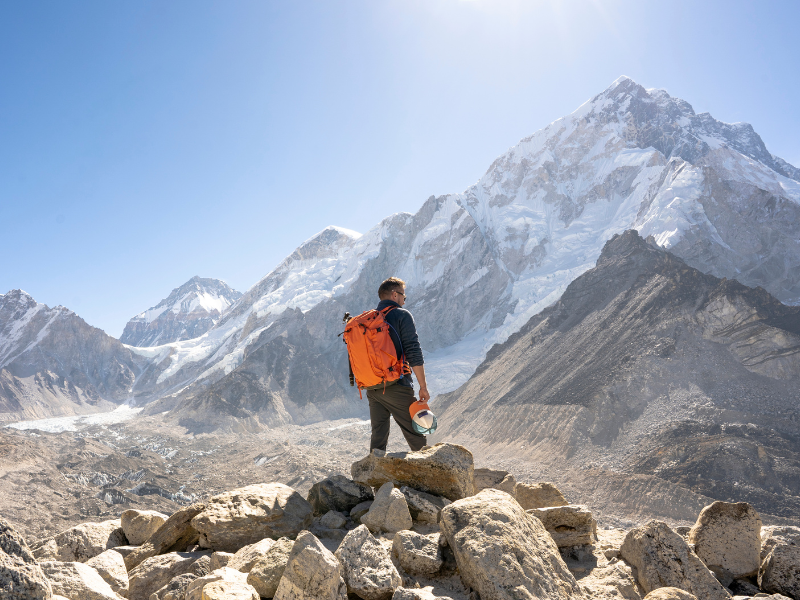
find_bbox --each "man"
[367,276,430,452]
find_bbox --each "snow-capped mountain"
[0,290,149,422]
[3,76,799,427]
[120,276,241,347]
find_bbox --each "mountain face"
[0,290,152,422]
[120,277,241,347]
[432,230,800,523]
[134,76,800,431]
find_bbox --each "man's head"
[378,277,406,307]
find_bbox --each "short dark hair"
[378,277,406,300]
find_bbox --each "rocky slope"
[3,443,798,600]
[431,230,800,524]
[0,291,156,422]
[120,277,241,347]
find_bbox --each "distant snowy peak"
[120,276,242,347]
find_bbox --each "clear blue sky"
[1,0,798,337]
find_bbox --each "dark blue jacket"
[376,299,424,387]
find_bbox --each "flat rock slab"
[273,531,347,600]
[191,483,313,552]
[440,488,584,600]
[362,483,413,534]
[121,509,168,546]
[33,520,127,563]
[335,525,401,600]
[201,579,260,599]
[515,482,569,510]
[41,560,124,600]
[474,468,517,496]
[0,550,52,600]
[124,502,206,570]
[307,475,374,516]
[351,443,475,501]
[688,501,762,578]
[619,520,731,600]
[527,505,597,547]
[758,543,800,599]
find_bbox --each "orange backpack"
[341,306,410,396]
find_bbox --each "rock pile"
[2,442,798,600]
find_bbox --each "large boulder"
[40,561,123,600]
[361,483,413,534]
[124,502,206,570]
[758,543,800,599]
[247,537,294,598]
[0,550,52,600]
[351,444,475,501]
[120,510,167,546]
[761,526,800,561]
[184,567,249,600]
[227,538,275,572]
[273,531,347,600]
[307,475,374,516]
[335,525,401,600]
[201,579,259,600]
[127,552,208,600]
[33,520,127,563]
[643,589,698,600]
[515,482,569,510]
[86,549,128,597]
[688,501,762,579]
[191,484,313,552]
[619,520,731,600]
[474,468,517,496]
[392,531,443,575]
[527,505,597,548]
[399,487,451,524]
[439,488,584,600]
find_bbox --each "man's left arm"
[397,311,430,402]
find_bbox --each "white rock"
[361,483,412,534]
[758,543,800,600]
[642,589,698,600]
[578,561,643,600]
[86,549,128,597]
[392,530,443,575]
[0,549,53,600]
[120,510,167,546]
[319,511,347,530]
[440,488,584,600]
[527,505,597,547]
[200,579,259,600]
[391,588,454,600]
[209,551,233,570]
[33,521,127,563]
[619,520,730,600]
[473,468,517,496]
[127,552,207,600]
[273,531,347,600]
[515,482,569,510]
[226,538,275,572]
[41,561,124,600]
[760,525,800,561]
[185,566,248,600]
[247,537,294,599]
[688,501,762,578]
[335,525,401,600]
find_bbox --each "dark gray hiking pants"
[367,384,426,452]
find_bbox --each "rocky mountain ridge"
[2,443,798,600]
[432,230,800,524]
[120,277,241,348]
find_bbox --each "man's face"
[392,286,406,307]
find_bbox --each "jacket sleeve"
[397,310,424,367]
